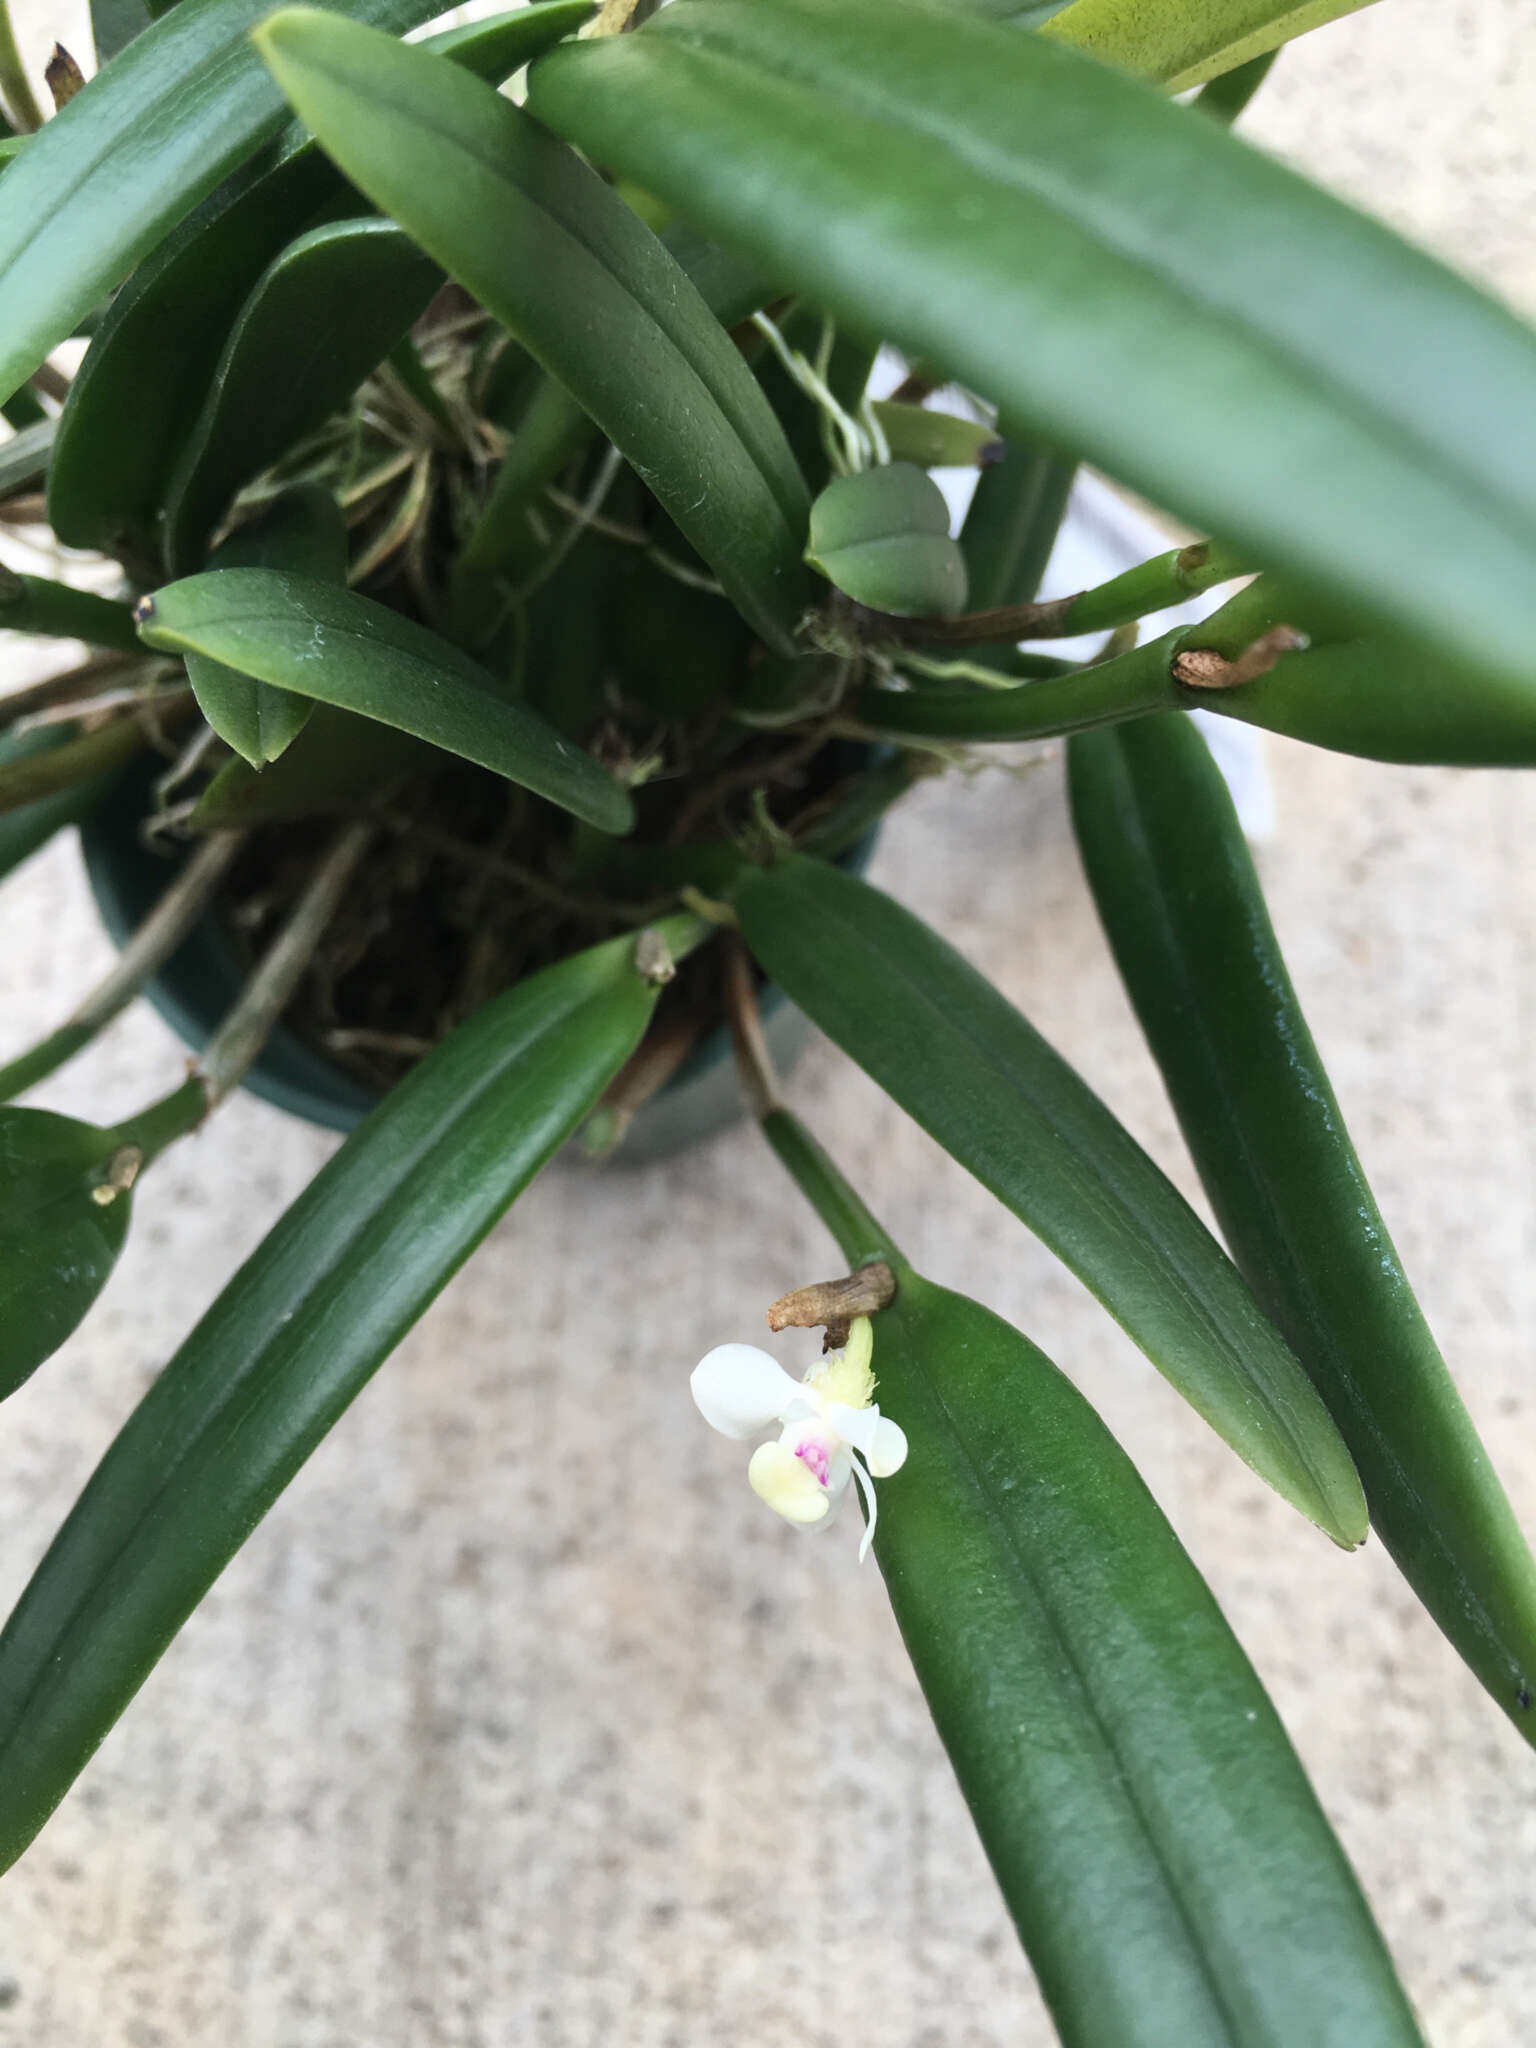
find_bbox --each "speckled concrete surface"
[1,3,1534,2043]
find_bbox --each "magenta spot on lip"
[795,1436,830,1487]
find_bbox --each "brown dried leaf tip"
[1173,624,1309,691]
[767,1262,897,1350]
[45,45,85,112]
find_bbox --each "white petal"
[691,1344,803,1439]
[748,1441,832,1525]
[867,1415,908,1479]
[825,1400,907,1477]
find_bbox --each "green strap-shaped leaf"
[255,8,811,652]
[527,0,1536,696]
[0,1110,138,1400]
[757,1113,1421,2045]
[1069,712,1536,1739]
[0,926,678,1872]
[1042,0,1379,90]
[875,1268,1420,2045]
[184,484,346,765]
[136,568,635,834]
[162,218,440,572]
[0,418,52,504]
[47,3,592,560]
[0,0,457,409]
[736,854,1366,1544]
[91,0,155,64]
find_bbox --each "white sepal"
[691,1343,802,1439]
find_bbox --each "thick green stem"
[722,930,899,1266]
[0,0,43,132]
[0,832,245,1100]
[1058,538,1249,636]
[0,574,144,652]
[853,626,1184,741]
[859,536,1250,650]
[761,1109,900,1270]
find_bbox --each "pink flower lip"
[794,1435,831,1487]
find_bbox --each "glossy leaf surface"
[1069,713,1536,1737]
[255,9,811,651]
[184,485,346,765]
[91,0,154,63]
[0,0,449,407]
[0,1109,135,1401]
[0,930,669,1871]
[137,569,634,833]
[1043,0,1379,90]
[47,3,590,559]
[162,218,439,571]
[528,0,1536,694]
[737,855,1365,1543]
[869,1263,1423,2047]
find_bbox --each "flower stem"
[761,1109,900,1271]
[723,934,899,1267]
[0,832,245,1100]
[0,0,43,132]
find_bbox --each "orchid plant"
[0,0,1532,2037]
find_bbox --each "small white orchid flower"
[690,1316,907,1561]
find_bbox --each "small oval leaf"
[184,484,346,765]
[806,462,968,616]
[136,568,635,833]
